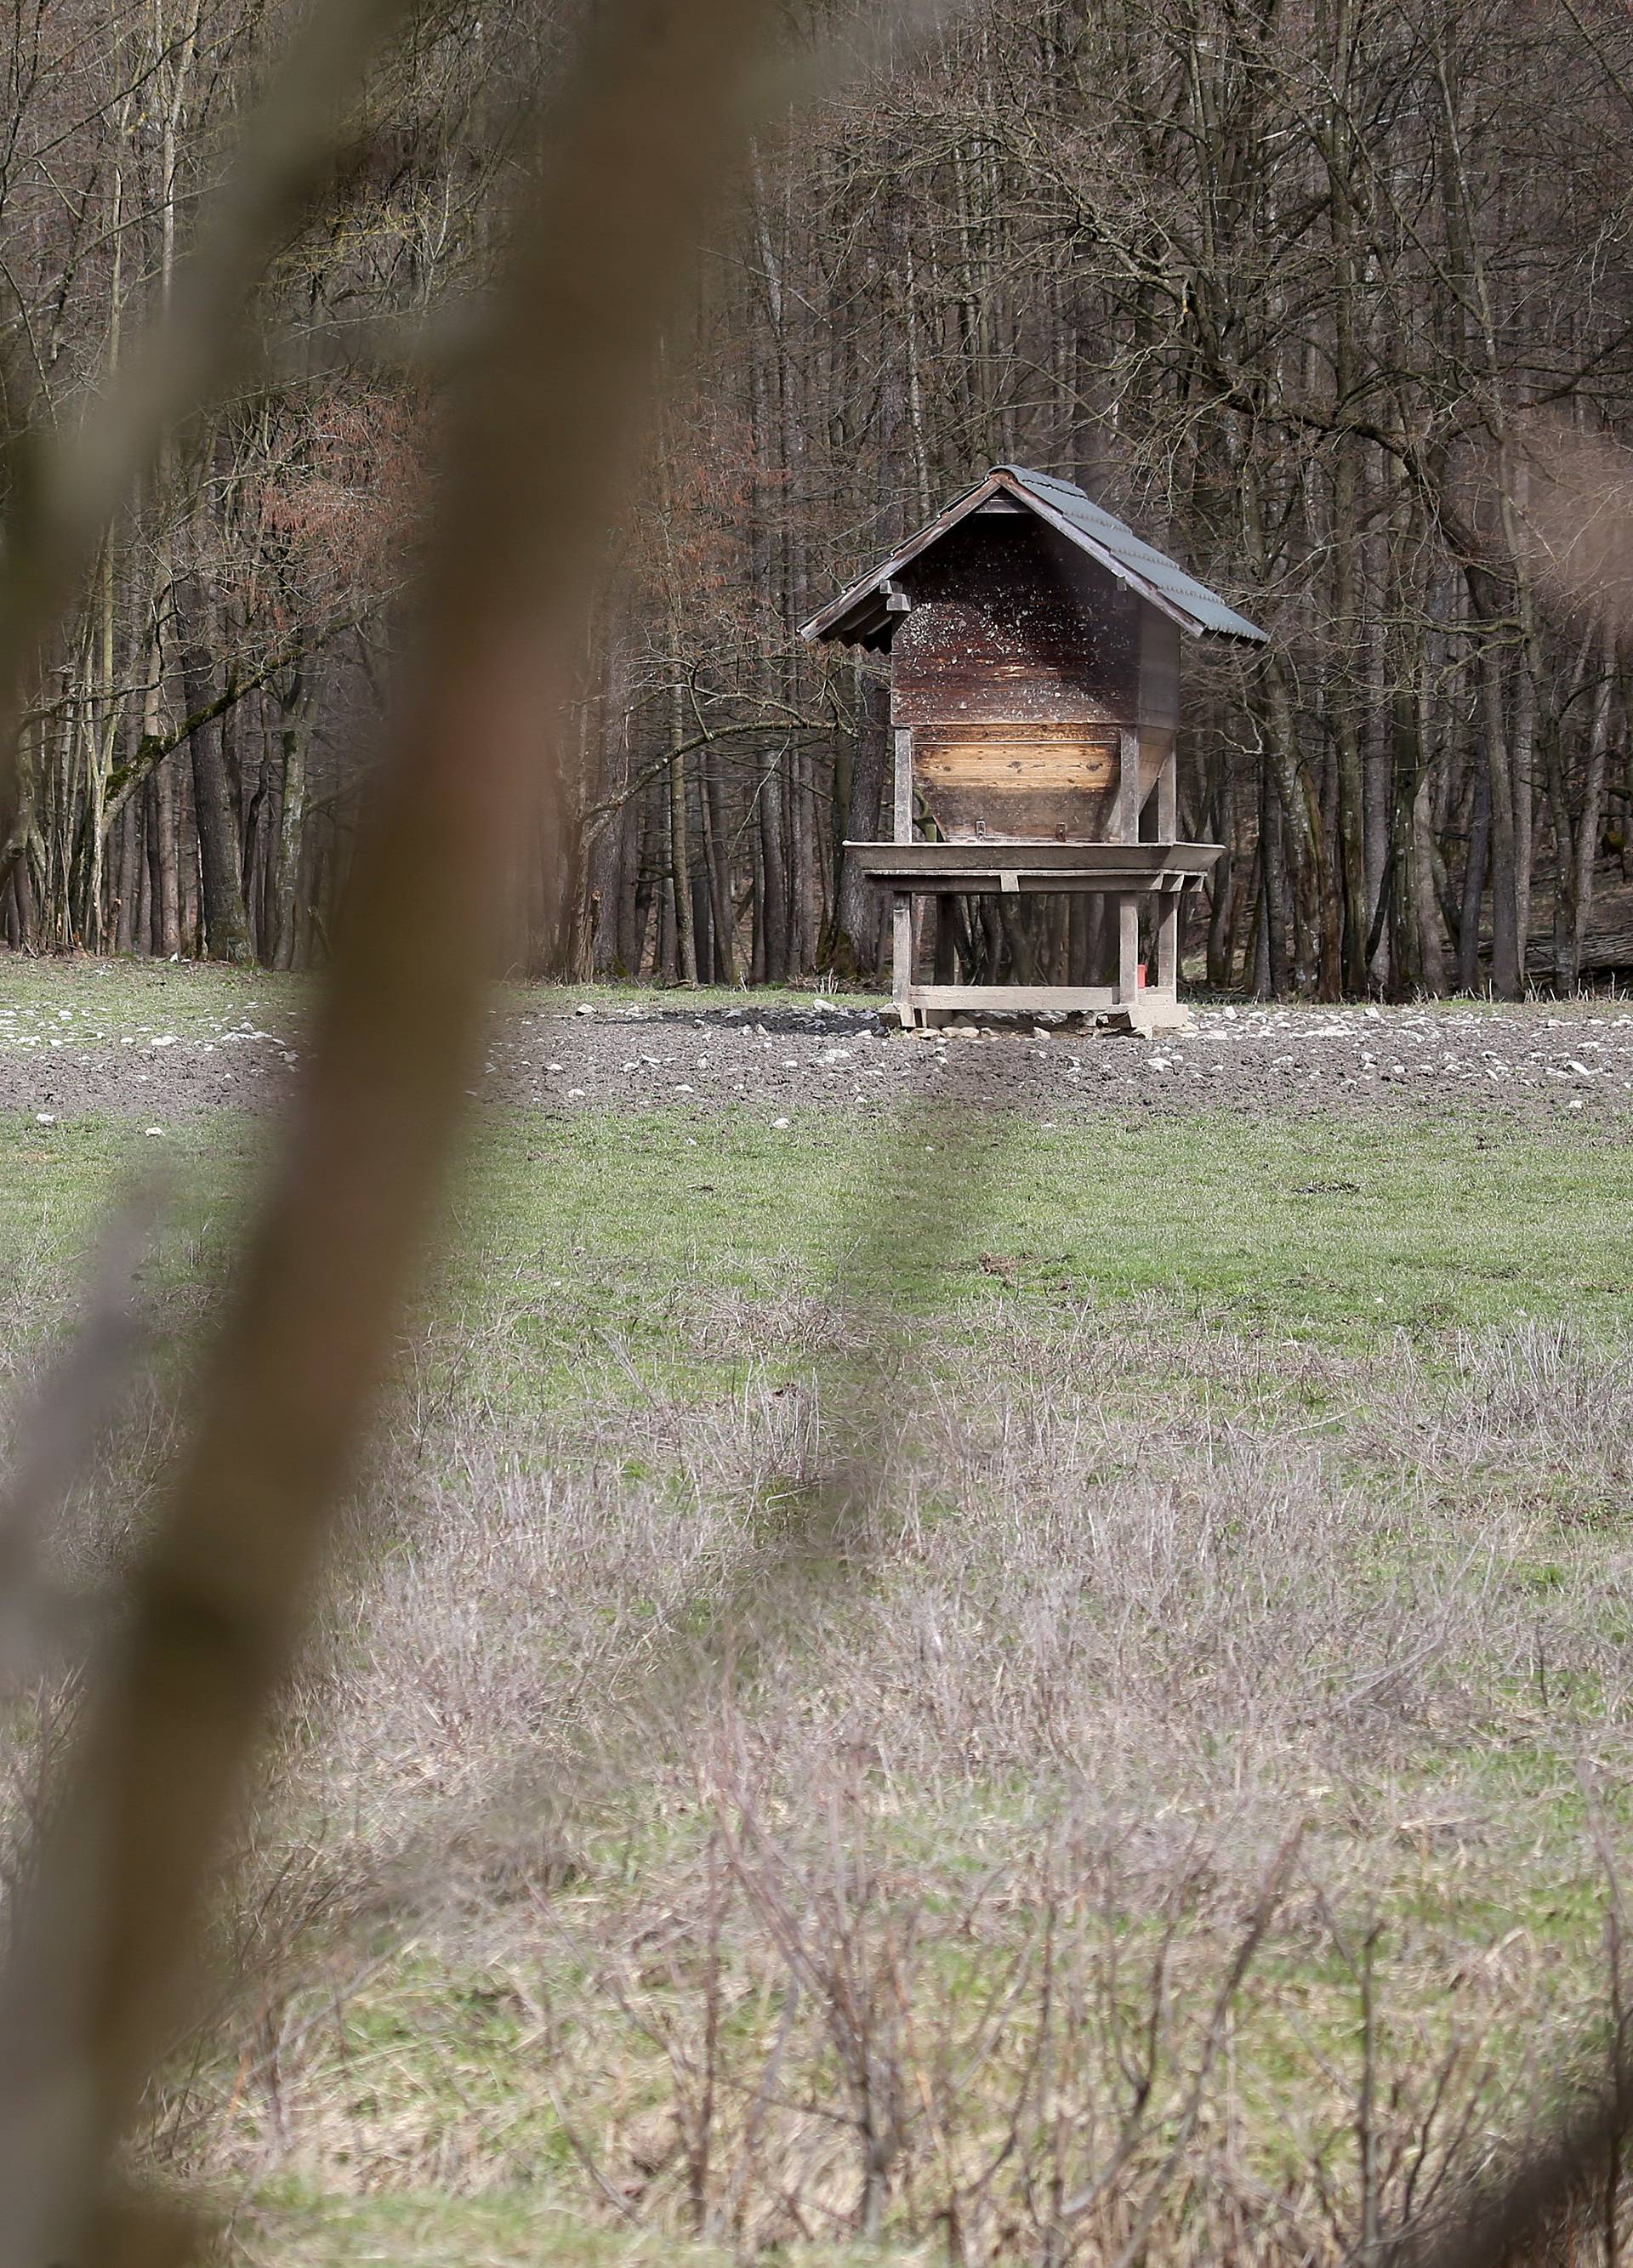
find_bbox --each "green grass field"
[2,963,1630,2265]
[4,1096,1624,1365]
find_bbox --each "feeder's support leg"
[892,892,914,1027]
[892,725,914,840]
[891,723,915,1026]
[1156,738,1178,840]
[1157,883,1180,998]
[1116,727,1142,844]
[1118,893,1140,1005]
[1155,739,1180,999]
[1112,730,1144,1014]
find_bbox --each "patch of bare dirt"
[4,990,1633,1129]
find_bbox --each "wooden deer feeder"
[800,465,1266,1029]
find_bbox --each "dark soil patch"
[3,980,1632,1130]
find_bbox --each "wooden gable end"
[888,511,1163,842]
[889,513,1140,729]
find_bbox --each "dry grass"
[2,1079,1629,2262]
[77,1285,1625,2264]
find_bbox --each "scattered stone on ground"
[3,970,1633,1129]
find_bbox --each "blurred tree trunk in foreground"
[0,1,785,2259]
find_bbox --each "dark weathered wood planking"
[909,721,1120,753]
[1138,609,1180,729]
[1137,608,1179,820]
[885,519,1164,845]
[890,518,1140,729]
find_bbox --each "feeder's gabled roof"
[799,464,1268,650]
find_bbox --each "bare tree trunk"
[1457,760,1490,995]
[668,679,697,984]
[1571,628,1616,987]
[758,749,789,982]
[697,740,737,985]
[149,760,181,960]
[1410,670,1447,996]
[273,671,311,970]
[181,619,252,962]
[1261,753,1292,997]
[1475,623,1521,998]
[830,669,886,978]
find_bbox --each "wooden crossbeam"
[845,840,1221,893]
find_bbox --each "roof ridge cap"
[997,463,1133,524]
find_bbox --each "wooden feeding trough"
[800,465,1266,1030]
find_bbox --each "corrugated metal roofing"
[799,464,1267,646]
[995,466,1267,642]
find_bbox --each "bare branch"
[0,0,420,861]
[0,2,785,2259]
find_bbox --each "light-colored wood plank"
[1118,890,1140,1003]
[890,892,914,1024]
[862,868,1193,895]
[913,738,1118,792]
[908,985,1118,1011]
[1156,890,1180,994]
[892,725,913,842]
[1157,738,1178,838]
[845,839,1222,872]
[891,891,913,1009]
[1138,730,1172,804]
[1155,740,1181,996]
[911,725,1120,844]
[1117,727,1142,843]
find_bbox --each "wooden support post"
[892,725,914,841]
[892,725,914,1023]
[892,894,913,1025]
[1118,892,1140,1006]
[1155,741,1179,998]
[1116,727,1142,844]
[1156,882,1180,998]
[1116,729,1142,1007]
[1156,739,1177,839]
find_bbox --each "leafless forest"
[6,0,1633,996]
